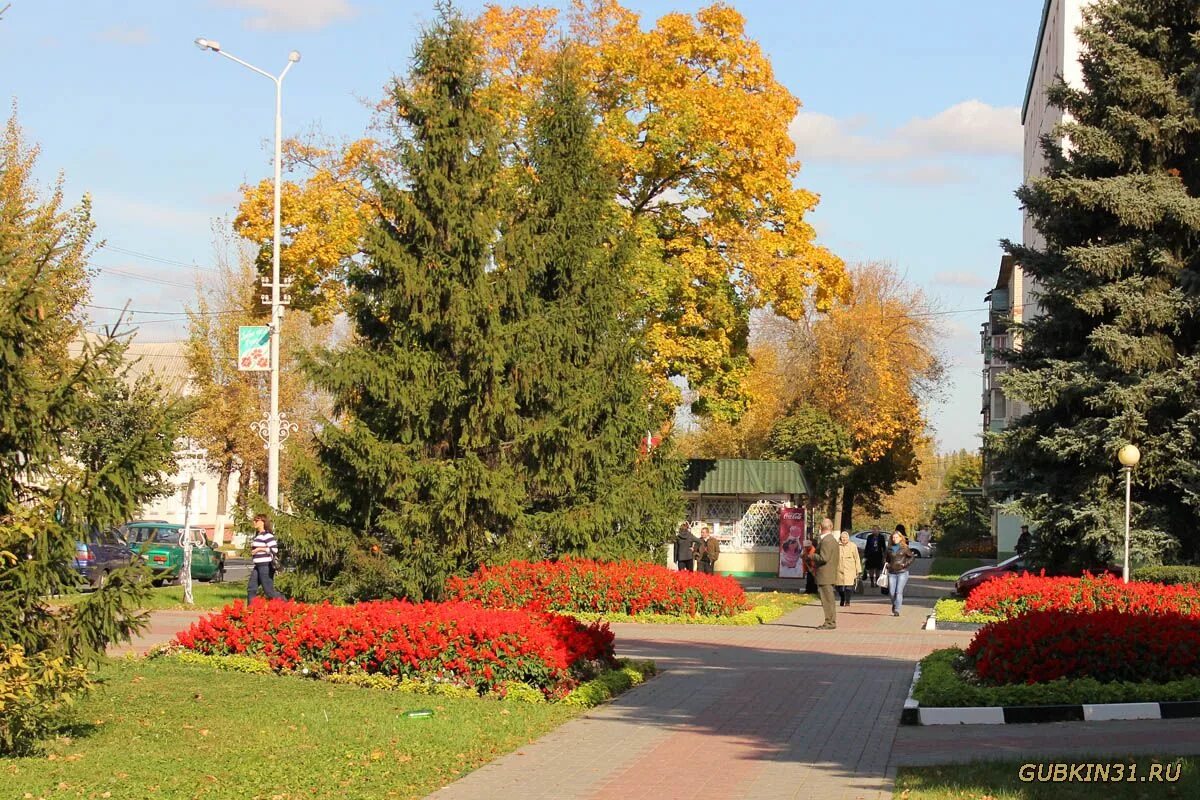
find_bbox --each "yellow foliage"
[233,138,379,323]
[478,1,847,418]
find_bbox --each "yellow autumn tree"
[233,137,380,323]
[682,262,945,528]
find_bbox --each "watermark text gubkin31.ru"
[1019,762,1182,783]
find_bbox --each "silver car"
[849,530,933,558]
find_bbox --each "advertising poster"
[778,506,807,578]
[238,325,271,372]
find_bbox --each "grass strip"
[0,657,582,800]
[897,757,1196,799]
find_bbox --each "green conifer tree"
[997,0,1200,566]
[497,57,681,560]
[0,113,182,753]
[301,8,521,600]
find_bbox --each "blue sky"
[1,0,1046,452]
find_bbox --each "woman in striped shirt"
[248,513,285,604]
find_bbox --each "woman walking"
[885,526,916,617]
[836,531,862,606]
[248,513,285,604]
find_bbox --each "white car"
[849,531,933,558]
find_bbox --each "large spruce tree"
[302,9,521,600]
[498,59,680,559]
[998,0,1200,566]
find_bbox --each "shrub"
[966,610,1200,685]
[1133,566,1200,586]
[965,572,1200,619]
[174,599,615,699]
[914,647,1200,708]
[445,558,749,617]
[0,644,91,756]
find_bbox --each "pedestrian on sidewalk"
[885,527,916,617]
[674,523,698,572]
[863,525,887,594]
[696,526,720,575]
[248,513,285,604]
[811,518,840,629]
[836,531,861,606]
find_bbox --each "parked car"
[120,521,225,585]
[954,555,1121,597]
[849,530,934,558]
[71,527,136,588]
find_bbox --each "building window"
[992,389,1007,420]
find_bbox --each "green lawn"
[897,758,1197,799]
[54,581,247,611]
[928,558,986,582]
[0,658,580,800]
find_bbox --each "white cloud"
[789,99,1021,183]
[932,270,990,289]
[95,26,152,46]
[896,100,1021,157]
[216,0,357,32]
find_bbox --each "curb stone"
[901,664,1200,725]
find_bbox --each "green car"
[120,521,225,585]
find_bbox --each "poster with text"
[778,506,807,578]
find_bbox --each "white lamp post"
[195,38,300,511]
[1117,443,1141,583]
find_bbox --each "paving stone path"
[429,592,967,800]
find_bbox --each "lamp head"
[288,50,301,63]
[195,37,221,52]
[1118,443,1141,468]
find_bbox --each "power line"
[99,244,222,274]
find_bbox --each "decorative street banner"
[238,326,271,372]
[778,505,807,579]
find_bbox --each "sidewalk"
[429,594,968,800]
[108,609,206,657]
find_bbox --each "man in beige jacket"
[811,518,841,629]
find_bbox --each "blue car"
[72,527,136,589]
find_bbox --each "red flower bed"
[967,609,1200,685]
[965,572,1200,619]
[444,558,750,617]
[174,599,615,698]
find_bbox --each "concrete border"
[901,662,1200,725]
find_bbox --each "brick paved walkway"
[429,594,968,800]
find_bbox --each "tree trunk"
[214,460,232,544]
[830,486,843,532]
[842,485,857,533]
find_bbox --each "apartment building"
[982,0,1086,555]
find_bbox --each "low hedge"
[914,647,1200,708]
[933,598,1000,625]
[1133,566,1200,586]
[173,599,615,699]
[569,592,810,626]
[154,648,655,708]
[444,558,749,618]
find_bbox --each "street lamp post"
[1117,443,1141,583]
[195,38,299,510]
